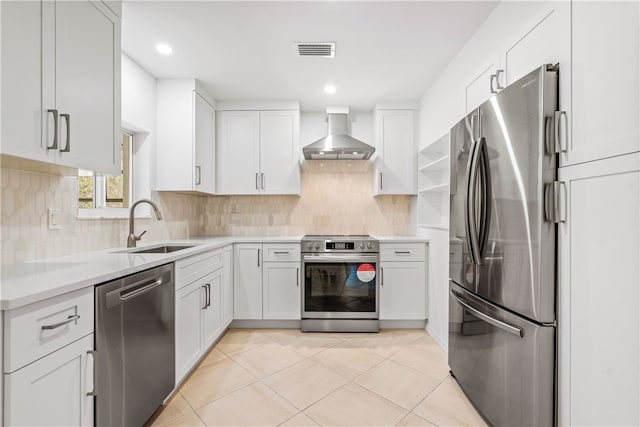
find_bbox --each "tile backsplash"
[1,161,411,263]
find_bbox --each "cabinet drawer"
[380,243,426,262]
[262,243,301,262]
[175,249,223,290]
[4,287,94,373]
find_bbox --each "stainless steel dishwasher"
[94,263,175,427]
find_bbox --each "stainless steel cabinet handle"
[41,314,80,330]
[46,109,59,150]
[207,283,211,308]
[256,172,259,190]
[296,267,299,287]
[86,350,97,397]
[380,267,384,286]
[489,74,498,94]
[554,111,568,154]
[379,172,383,190]
[274,251,290,255]
[201,285,208,309]
[451,290,523,337]
[195,166,201,185]
[394,251,411,255]
[60,113,70,152]
[257,248,261,267]
[261,173,265,190]
[495,69,504,90]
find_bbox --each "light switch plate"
[48,208,60,230]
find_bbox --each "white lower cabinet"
[174,249,226,385]
[558,153,640,426]
[234,243,301,320]
[222,245,234,327]
[263,262,300,320]
[234,244,263,319]
[5,334,94,427]
[379,243,427,320]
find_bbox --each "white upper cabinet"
[217,108,300,195]
[1,0,121,175]
[567,1,639,166]
[465,56,502,113]
[156,79,216,195]
[464,2,571,123]
[373,108,416,195]
[260,111,301,194]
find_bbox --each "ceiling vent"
[294,42,335,58]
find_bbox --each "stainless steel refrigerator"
[448,64,560,427]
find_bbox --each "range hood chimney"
[303,107,375,160]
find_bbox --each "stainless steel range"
[301,235,380,332]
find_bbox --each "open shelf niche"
[417,132,450,229]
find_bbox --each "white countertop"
[0,234,425,310]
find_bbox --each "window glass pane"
[78,170,94,208]
[78,131,132,210]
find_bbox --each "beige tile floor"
[146,329,488,427]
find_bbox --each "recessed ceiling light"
[155,43,173,55]
[324,84,337,94]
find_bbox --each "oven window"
[304,262,377,313]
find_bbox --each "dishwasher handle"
[105,277,165,308]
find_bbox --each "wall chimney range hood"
[303,107,375,160]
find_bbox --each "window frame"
[77,130,142,219]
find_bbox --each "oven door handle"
[303,254,379,263]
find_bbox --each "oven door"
[302,253,379,319]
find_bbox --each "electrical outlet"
[47,208,60,230]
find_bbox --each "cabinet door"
[202,270,223,349]
[4,334,94,426]
[175,280,205,383]
[259,111,300,194]
[503,2,571,162]
[217,111,260,194]
[557,154,640,426]
[233,244,263,319]
[194,92,216,194]
[380,262,426,320]
[0,1,52,163]
[263,262,300,320]
[568,1,639,166]
[222,245,234,327]
[52,1,120,174]
[374,110,416,195]
[465,59,500,114]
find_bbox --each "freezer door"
[448,282,555,427]
[449,109,480,290]
[474,65,558,323]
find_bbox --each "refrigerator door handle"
[451,290,524,337]
[477,138,492,258]
[466,138,482,265]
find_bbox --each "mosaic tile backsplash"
[1,161,411,263]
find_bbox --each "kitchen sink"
[116,245,196,254]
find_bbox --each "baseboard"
[379,320,427,329]
[426,323,448,353]
[230,319,301,329]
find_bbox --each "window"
[78,131,132,213]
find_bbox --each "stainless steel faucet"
[127,199,163,248]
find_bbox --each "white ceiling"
[122,1,499,111]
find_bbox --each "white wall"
[417,1,554,351]
[121,53,155,202]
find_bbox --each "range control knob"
[314,242,321,249]
[359,242,365,249]
[307,242,314,250]
[366,241,373,249]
